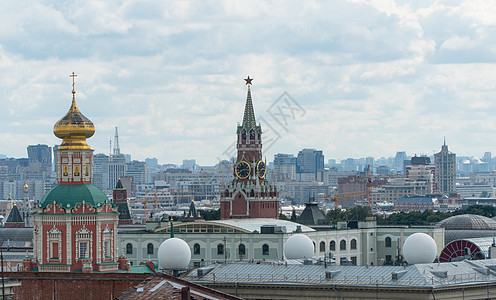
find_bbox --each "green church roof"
[40,184,110,209]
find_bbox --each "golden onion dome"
[53,79,95,150]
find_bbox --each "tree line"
[325,204,496,226]
[199,204,496,226]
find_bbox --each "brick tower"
[113,178,132,225]
[32,74,119,273]
[220,77,279,219]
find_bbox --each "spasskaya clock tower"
[220,77,279,219]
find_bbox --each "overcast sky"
[1,0,496,165]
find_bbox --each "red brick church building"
[220,77,279,219]
[29,77,124,273]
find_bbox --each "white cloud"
[1,0,496,164]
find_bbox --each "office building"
[274,153,296,181]
[126,160,147,185]
[434,140,456,195]
[27,144,52,172]
[296,149,324,181]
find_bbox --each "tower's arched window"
[250,189,255,197]
[340,240,346,251]
[241,130,247,141]
[147,243,154,255]
[217,244,224,255]
[385,237,392,248]
[249,130,255,140]
[239,244,246,256]
[330,241,336,251]
[262,244,269,255]
[194,243,200,255]
[351,239,357,250]
[320,241,326,252]
[126,243,133,254]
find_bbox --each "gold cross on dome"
[70,72,77,91]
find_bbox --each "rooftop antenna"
[113,127,120,156]
[109,140,112,156]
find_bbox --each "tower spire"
[242,76,256,128]
[113,126,120,156]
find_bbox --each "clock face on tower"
[256,160,266,179]
[235,161,251,179]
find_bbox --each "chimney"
[181,287,191,300]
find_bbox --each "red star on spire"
[244,76,253,85]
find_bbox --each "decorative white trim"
[75,225,93,261]
[46,225,62,262]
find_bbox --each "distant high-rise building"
[108,126,127,190]
[393,151,407,174]
[145,158,159,169]
[274,153,296,181]
[27,144,52,172]
[406,156,435,194]
[109,155,126,191]
[296,149,324,181]
[434,139,456,195]
[483,152,492,162]
[181,159,196,171]
[126,161,147,185]
[365,157,374,170]
[327,159,337,168]
[93,153,110,191]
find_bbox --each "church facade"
[30,76,123,273]
[220,78,279,219]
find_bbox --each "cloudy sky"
[1,0,496,165]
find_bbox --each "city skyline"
[2,1,496,165]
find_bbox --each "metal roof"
[0,228,33,244]
[184,259,496,288]
[1,241,30,248]
[209,218,315,233]
[437,214,496,230]
[444,229,494,244]
[465,237,495,259]
[395,196,435,204]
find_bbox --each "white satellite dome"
[158,238,191,269]
[402,233,437,265]
[284,234,314,259]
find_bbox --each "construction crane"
[326,166,373,209]
[324,191,368,209]
[143,198,148,222]
[326,166,403,210]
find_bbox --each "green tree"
[200,209,221,220]
[279,213,290,221]
[326,208,346,224]
[345,206,372,222]
[290,209,297,222]
[454,204,496,218]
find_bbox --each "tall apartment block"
[434,140,456,195]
